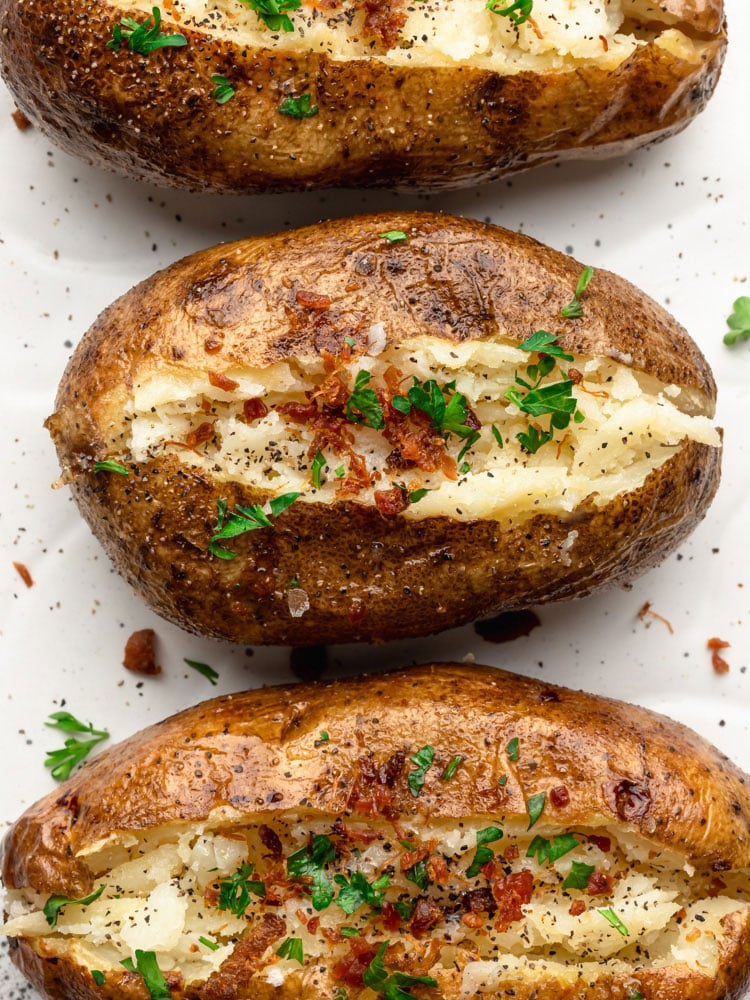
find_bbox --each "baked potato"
[3,663,750,1000]
[0,0,726,192]
[46,212,721,646]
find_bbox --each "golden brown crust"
[4,665,750,1000]
[0,0,726,193]
[46,213,721,646]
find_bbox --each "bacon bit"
[383,365,407,396]
[374,486,410,516]
[348,598,365,627]
[685,927,702,943]
[462,888,496,916]
[568,369,609,398]
[278,400,319,424]
[243,398,268,422]
[441,452,458,481]
[296,289,332,310]
[259,825,283,858]
[185,421,215,448]
[339,451,372,497]
[675,907,687,921]
[492,871,534,932]
[295,908,309,926]
[568,367,583,385]
[307,916,320,934]
[503,844,520,862]
[362,0,406,47]
[12,108,32,130]
[204,334,223,354]
[599,33,609,50]
[462,912,485,929]
[208,370,240,393]
[707,876,727,898]
[13,562,33,588]
[123,628,160,675]
[708,637,731,674]
[332,818,382,844]
[161,0,182,20]
[569,899,586,916]
[409,898,444,938]
[587,871,613,896]
[189,943,200,953]
[550,785,570,809]
[381,902,402,931]
[314,372,349,409]
[321,926,344,946]
[400,840,437,872]
[200,396,213,413]
[638,601,674,634]
[332,938,379,987]
[426,855,450,884]
[588,835,611,853]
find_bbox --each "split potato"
[46,212,721,645]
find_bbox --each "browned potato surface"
[3,664,750,999]
[46,213,721,646]
[0,0,726,192]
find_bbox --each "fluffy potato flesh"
[3,814,747,992]
[121,335,718,527]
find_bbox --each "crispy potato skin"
[3,665,750,1000]
[47,213,721,646]
[0,0,726,192]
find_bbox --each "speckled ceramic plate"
[1,3,748,994]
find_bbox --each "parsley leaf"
[311,450,326,489]
[44,713,109,782]
[598,906,629,936]
[485,0,533,25]
[363,942,438,1000]
[345,370,385,430]
[506,737,519,761]
[562,861,595,891]
[408,745,434,797]
[209,492,300,559]
[107,6,187,54]
[211,74,235,104]
[518,330,574,361]
[526,833,579,865]
[276,937,304,964]
[184,658,219,685]
[628,992,645,1000]
[237,0,301,31]
[123,950,171,1000]
[217,862,266,916]
[278,93,318,117]
[43,884,106,927]
[335,871,390,914]
[441,754,464,780]
[199,935,219,950]
[380,230,409,243]
[94,460,129,475]
[526,792,546,830]
[404,860,430,891]
[724,296,750,345]
[91,970,106,985]
[340,926,360,937]
[287,835,336,910]
[466,826,504,878]
[561,267,594,318]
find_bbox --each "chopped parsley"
[505,737,519,761]
[393,481,431,505]
[724,296,750,345]
[199,936,220,951]
[345,370,385,430]
[43,885,106,927]
[91,970,106,985]
[319,731,330,742]
[120,950,171,1000]
[211,74,235,104]
[380,230,409,243]
[335,465,346,477]
[340,926,360,937]
[561,861,595,890]
[237,0,301,31]
[216,862,266,916]
[94,459,129,475]
[561,266,594,318]
[491,425,503,447]
[209,492,300,559]
[441,754,464,781]
[287,835,336,910]
[408,745,435,797]
[485,0,533,24]
[526,792,546,830]
[276,937,304,964]
[507,332,581,454]
[527,833,579,864]
[393,897,417,921]
[364,942,438,1000]
[107,6,187,54]
[404,859,430,891]
[44,712,109,781]
[599,906,629,936]
[184,658,219,685]
[278,93,318,118]
[335,871,390,914]
[311,450,326,489]
[466,826,504,877]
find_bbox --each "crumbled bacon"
[362,0,407,48]
[381,901,402,931]
[374,486,410,516]
[243,398,268,422]
[123,628,160,675]
[587,871,613,896]
[185,421,215,448]
[278,399,319,424]
[332,938,379,987]
[315,372,350,409]
[208,370,240,392]
[383,365,406,395]
[588,835,611,853]
[400,840,436,872]
[708,637,731,674]
[296,289,332,310]
[550,785,570,808]
[11,108,31,130]
[204,334,223,354]
[378,750,406,787]
[339,451,371,497]
[409,897,443,938]
[13,562,33,588]
[258,824,283,858]
[492,871,534,932]
[426,854,450,884]
[707,876,727,898]
[331,818,382,844]
[569,899,586,916]
[462,887,496,915]
[503,844,519,862]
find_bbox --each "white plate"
[1,2,748,994]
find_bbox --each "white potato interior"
[3,815,747,989]
[108,0,707,74]
[119,335,719,524]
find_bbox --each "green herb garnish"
[44,712,109,782]
[562,860,595,891]
[498,774,507,786]
[199,935,220,950]
[491,425,503,448]
[335,871,391,914]
[393,898,417,921]
[44,884,106,927]
[345,370,385,430]
[211,74,235,104]
[311,450,326,489]
[380,231,409,244]
[466,826,503,878]
[335,465,345,477]
[598,906,629,936]
[560,267,594,318]
[91,970,106,985]
[319,731,330,742]
[526,832,579,865]
[94,460,129,475]
[506,333,581,454]
[506,737,519,761]
[485,0,533,25]
[287,835,336,910]
[121,950,171,1000]
[340,926,360,937]
[364,941,438,1000]
[408,745,435,797]
[628,992,645,1000]
[518,330,575,360]
[441,754,464,781]
[526,792,546,830]
[404,860,430,891]
[184,658,219,685]
[107,6,187,54]
[209,492,300,559]
[278,93,319,118]
[724,296,750,345]
[216,862,266,916]
[276,937,304,964]
[238,0,301,31]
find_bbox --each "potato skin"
[0,0,726,192]
[4,664,750,1000]
[47,213,721,646]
